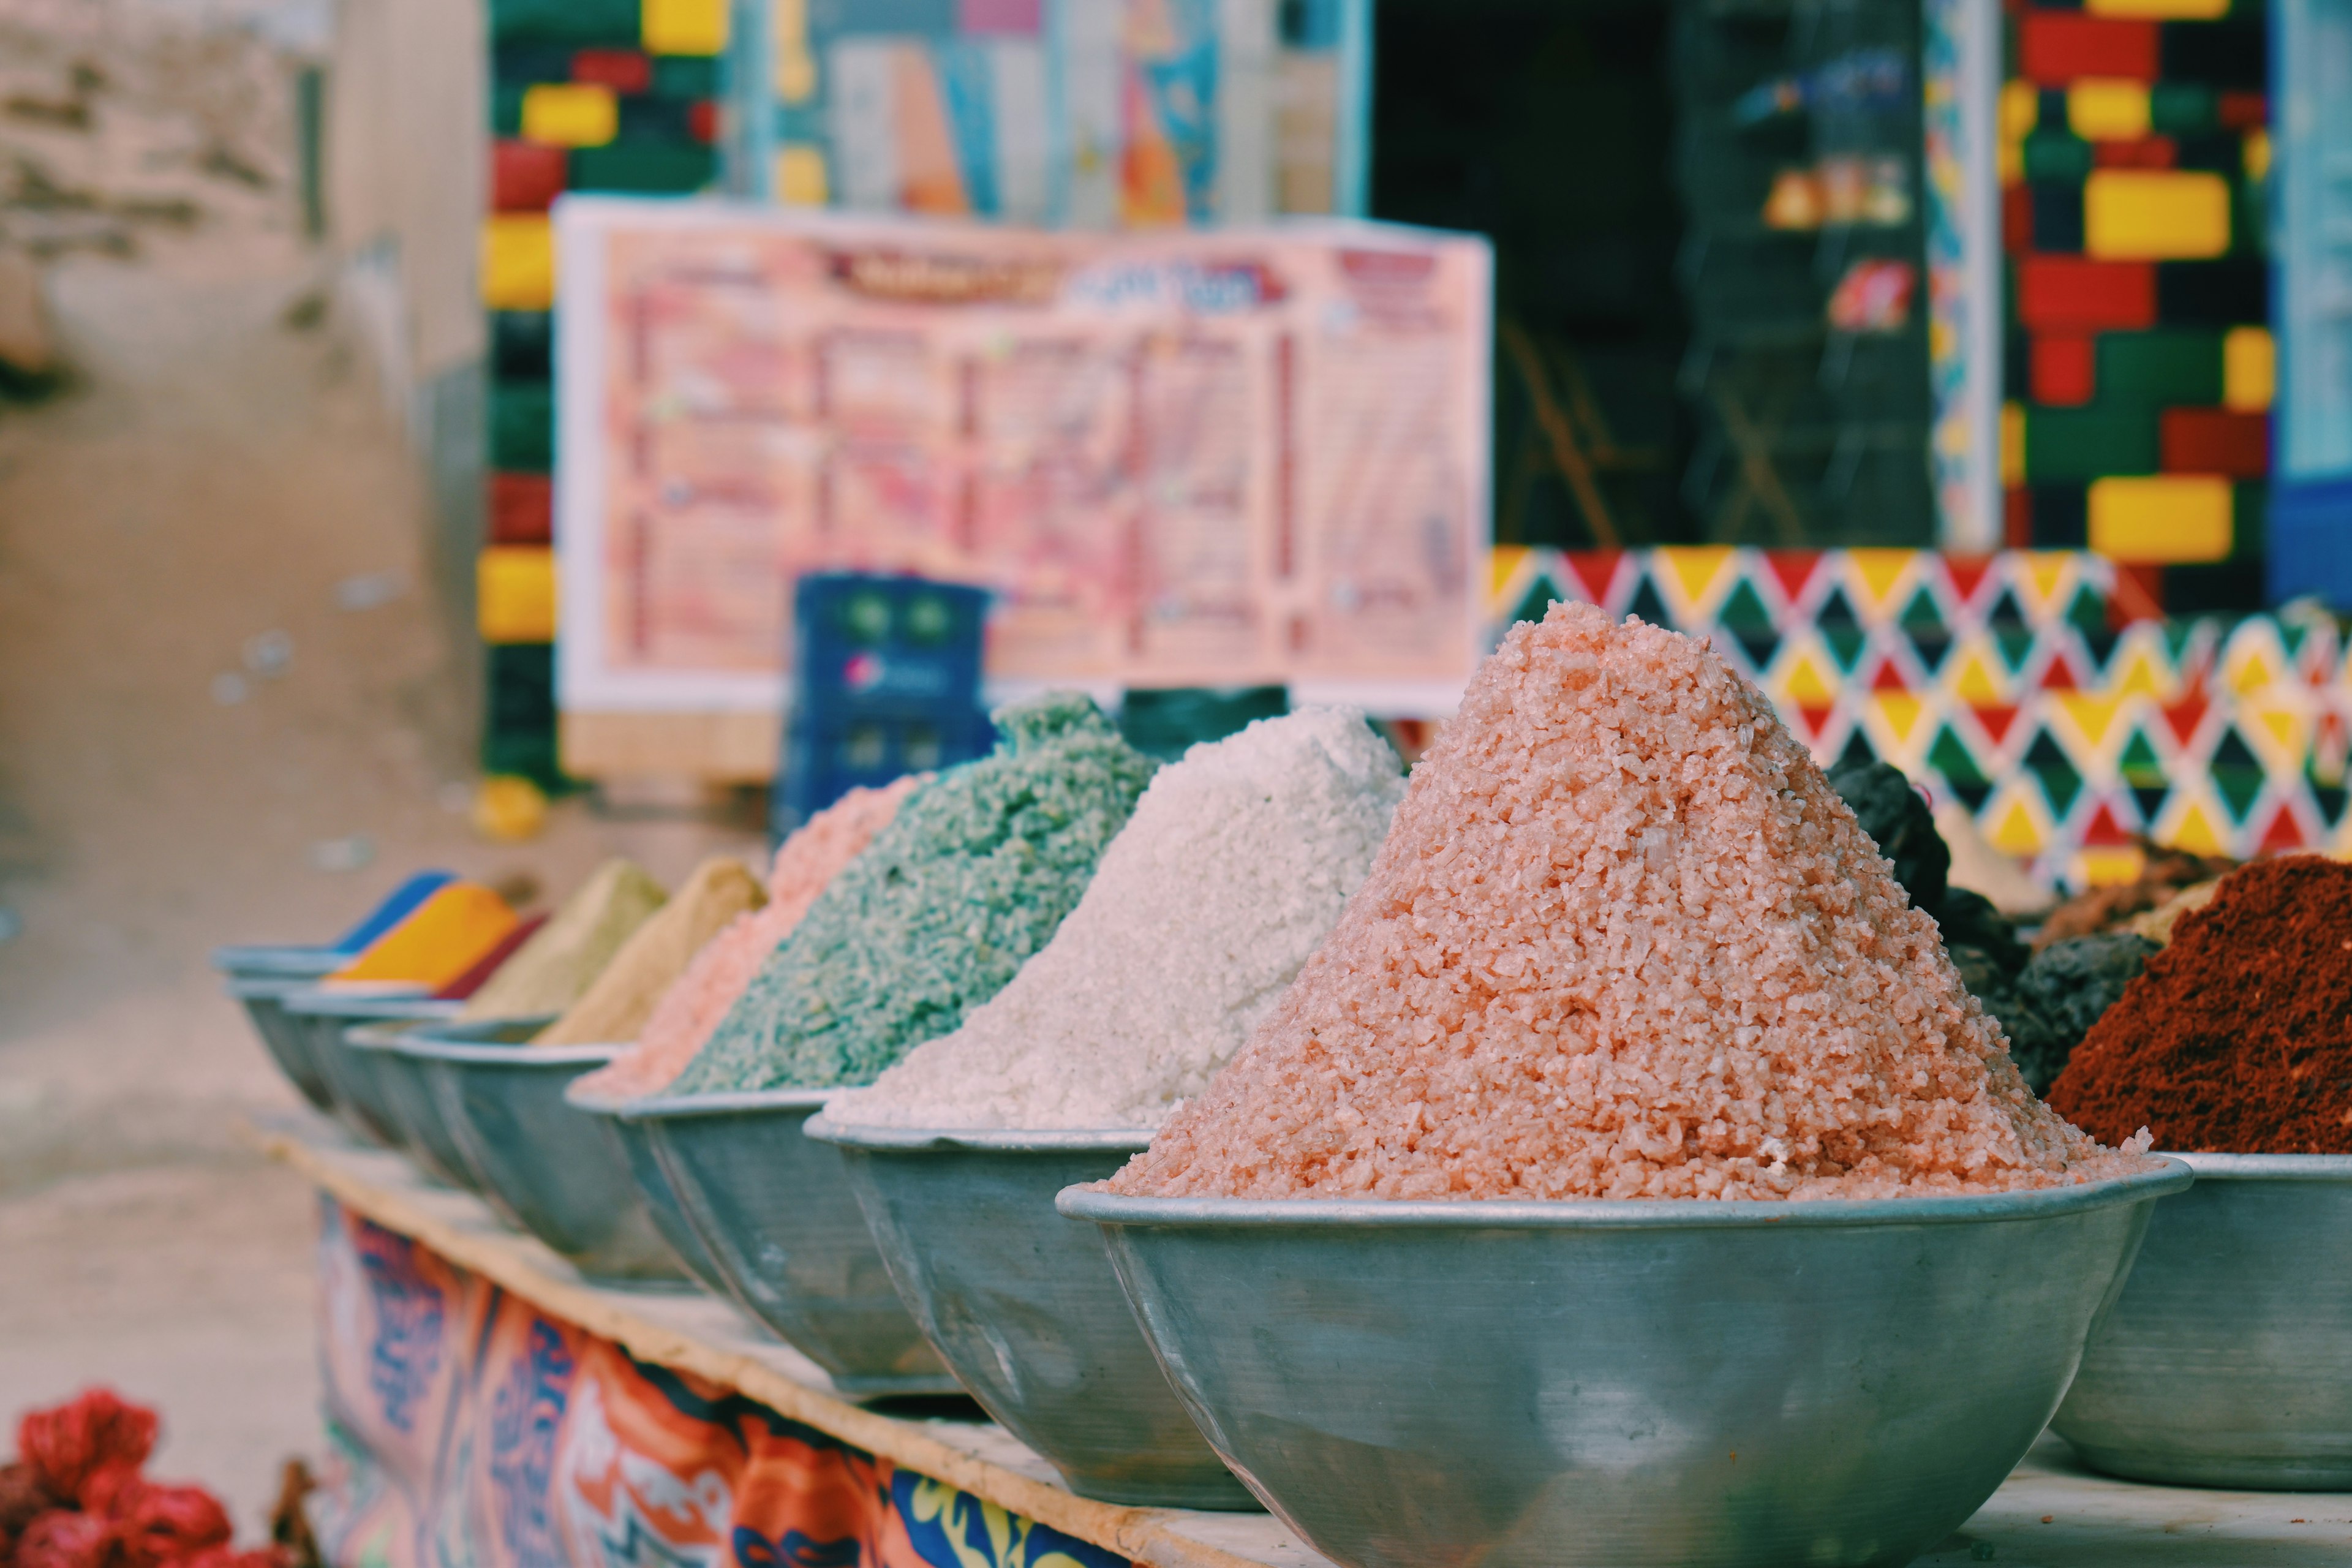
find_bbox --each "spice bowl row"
[219,971,2352,1561]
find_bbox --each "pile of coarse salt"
[831,709,1406,1131]
[1110,604,2154,1202]
[571,777,921,1103]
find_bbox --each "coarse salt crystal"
[831,708,1405,1130]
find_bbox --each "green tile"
[568,142,717,194]
[490,379,555,473]
[2095,330,2224,408]
[650,56,723,97]
[2150,83,2217,137]
[489,0,640,45]
[2024,409,2160,481]
[2023,130,2094,183]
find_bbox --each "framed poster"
[554,198,1490,769]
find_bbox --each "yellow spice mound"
[1110,604,2150,1201]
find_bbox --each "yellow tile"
[2002,401,2026,488]
[2000,80,2041,140]
[2084,170,2232,259]
[2088,475,2233,563]
[1992,797,2045,856]
[1999,136,2024,187]
[2225,326,2275,412]
[2087,0,2227,15]
[481,216,555,311]
[520,83,617,148]
[2168,799,2225,857]
[777,144,829,206]
[775,0,816,102]
[643,0,728,55]
[479,546,559,643]
[2068,80,2151,141]
[2244,127,2271,183]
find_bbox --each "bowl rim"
[807,1112,1154,1155]
[560,1068,641,1117]
[2161,1150,2352,1180]
[347,1022,436,1052]
[615,1087,835,1121]
[281,986,454,1020]
[222,973,316,1000]
[1056,1156,2193,1231]
[390,1033,612,1068]
[212,943,345,978]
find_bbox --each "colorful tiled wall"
[1490,546,2352,893]
[477,0,730,785]
[1998,0,2274,614]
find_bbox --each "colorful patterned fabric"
[311,1198,1131,1568]
[1489,546,2352,892]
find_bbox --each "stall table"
[247,1114,2352,1568]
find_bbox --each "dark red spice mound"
[2048,854,2352,1153]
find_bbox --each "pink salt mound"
[1109,604,2155,1202]
[571,775,922,1101]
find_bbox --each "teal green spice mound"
[669,693,1159,1094]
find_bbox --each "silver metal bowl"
[347,1019,558,1192]
[396,1021,690,1286]
[223,974,337,1112]
[1061,1161,2192,1568]
[211,943,346,981]
[810,1117,1256,1507]
[2054,1152,2352,1490]
[620,1091,959,1395]
[282,989,460,1146]
[566,1080,733,1297]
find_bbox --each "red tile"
[2003,182,2034,255]
[489,472,554,545]
[2217,92,2267,130]
[573,49,651,93]
[2019,14,2158,84]
[2031,334,2097,405]
[689,99,720,145]
[2094,136,2175,169]
[2017,256,2157,332]
[2005,487,2034,549]
[2160,408,2269,477]
[492,140,568,214]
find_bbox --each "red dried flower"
[102,1480,232,1568]
[17,1392,159,1510]
[1,1460,58,1545]
[12,1509,111,1568]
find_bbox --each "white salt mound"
[829,708,1406,1131]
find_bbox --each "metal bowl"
[223,975,337,1112]
[2053,1152,2352,1490]
[566,1080,733,1297]
[282,989,461,1146]
[396,1021,690,1286]
[810,1117,1256,1507]
[346,1019,557,1192]
[620,1091,959,1395]
[211,943,346,981]
[1060,1161,2192,1568]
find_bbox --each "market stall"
[252,1116,2346,1568]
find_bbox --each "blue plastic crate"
[772,573,993,836]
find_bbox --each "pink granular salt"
[1109,604,2155,1202]
[571,776,922,1101]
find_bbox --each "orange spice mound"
[1109,605,2151,1201]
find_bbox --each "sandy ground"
[0,5,757,1535]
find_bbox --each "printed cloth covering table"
[311,1196,1126,1568]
